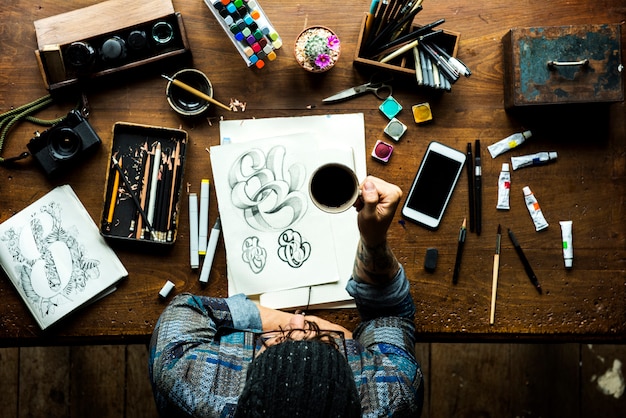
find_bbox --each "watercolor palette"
[384,118,407,141]
[204,0,282,69]
[379,96,402,119]
[412,102,433,124]
[371,140,394,163]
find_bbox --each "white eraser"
[159,280,175,299]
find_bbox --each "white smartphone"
[401,141,466,229]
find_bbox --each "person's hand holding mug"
[354,176,402,248]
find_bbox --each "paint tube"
[487,130,532,158]
[496,163,510,210]
[559,220,573,268]
[522,186,548,231]
[511,151,558,170]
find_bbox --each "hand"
[255,304,352,338]
[354,176,402,247]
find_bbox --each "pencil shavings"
[229,98,247,112]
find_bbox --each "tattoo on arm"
[353,239,400,285]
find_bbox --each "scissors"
[322,75,393,104]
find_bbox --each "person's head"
[234,325,361,418]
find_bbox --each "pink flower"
[327,35,340,50]
[315,53,332,68]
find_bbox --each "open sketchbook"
[0,185,128,330]
[214,113,366,309]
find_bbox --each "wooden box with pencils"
[100,122,188,247]
[354,13,461,85]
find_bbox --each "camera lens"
[47,127,81,161]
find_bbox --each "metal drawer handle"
[547,59,589,69]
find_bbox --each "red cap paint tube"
[522,186,548,231]
[496,163,510,210]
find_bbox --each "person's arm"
[149,293,261,417]
[352,176,402,285]
[347,176,414,321]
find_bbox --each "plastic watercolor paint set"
[204,0,283,69]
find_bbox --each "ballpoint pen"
[474,139,482,236]
[452,218,467,284]
[420,42,460,83]
[508,228,542,294]
[466,142,475,233]
[431,43,472,77]
[490,224,501,325]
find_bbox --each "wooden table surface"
[0,0,624,345]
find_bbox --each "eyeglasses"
[252,328,347,359]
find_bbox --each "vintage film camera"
[27,110,101,177]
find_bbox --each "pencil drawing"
[277,229,311,268]
[242,236,267,274]
[229,145,307,232]
[0,201,101,318]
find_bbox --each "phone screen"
[405,152,463,217]
[402,142,465,229]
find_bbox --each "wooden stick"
[162,74,232,112]
[490,225,502,325]
[490,253,499,325]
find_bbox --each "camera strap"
[0,94,67,165]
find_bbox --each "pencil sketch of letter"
[1,201,100,318]
[242,236,267,274]
[277,229,311,268]
[229,145,307,231]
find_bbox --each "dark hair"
[256,319,344,351]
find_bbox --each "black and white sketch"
[1,201,100,318]
[242,236,267,274]
[0,185,127,329]
[277,229,311,268]
[229,145,307,231]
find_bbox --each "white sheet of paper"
[217,114,366,308]
[210,133,356,295]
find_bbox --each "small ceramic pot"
[294,26,341,73]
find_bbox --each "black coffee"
[310,164,356,209]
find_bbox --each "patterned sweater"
[149,266,423,417]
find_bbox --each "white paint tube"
[511,151,558,170]
[523,186,548,231]
[559,220,573,268]
[488,130,532,158]
[496,163,510,210]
